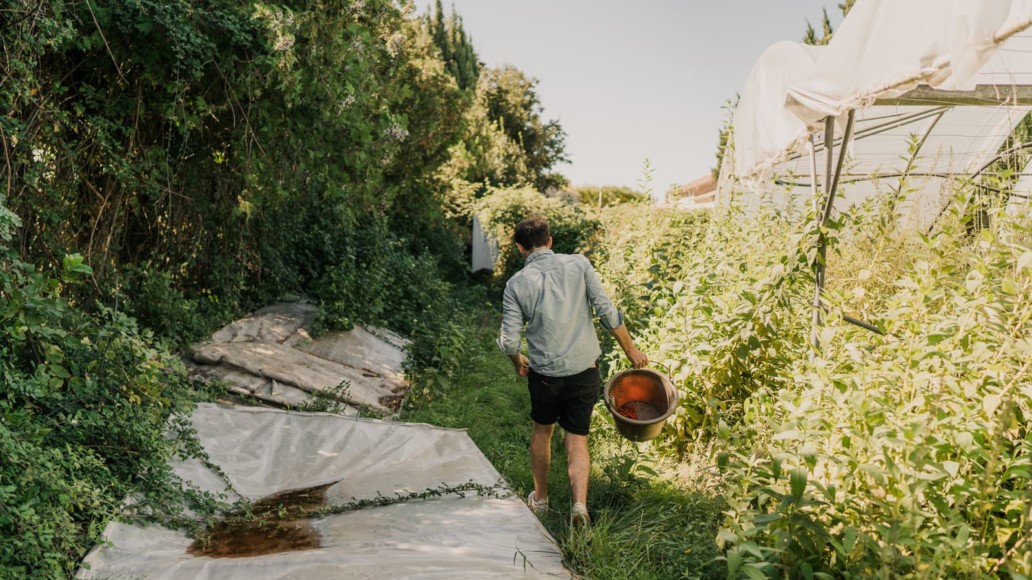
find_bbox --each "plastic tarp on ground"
[78,404,571,579]
[727,0,1032,227]
[188,303,411,413]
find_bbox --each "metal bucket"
[603,368,678,442]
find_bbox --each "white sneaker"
[571,502,590,528]
[527,490,548,515]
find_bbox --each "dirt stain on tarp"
[188,482,332,558]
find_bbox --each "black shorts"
[527,367,601,436]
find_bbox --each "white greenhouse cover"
[730,0,1032,222]
[785,0,1032,126]
[78,404,570,579]
[1011,159,1032,213]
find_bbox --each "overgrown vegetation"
[472,158,1031,578]
[1,0,570,574]
[8,0,1029,577]
[592,186,1032,578]
[0,241,222,576]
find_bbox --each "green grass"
[400,306,727,580]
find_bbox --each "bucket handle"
[651,360,673,376]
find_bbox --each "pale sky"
[418,1,843,196]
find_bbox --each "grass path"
[400,306,726,579]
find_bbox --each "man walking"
[497,216,649,527]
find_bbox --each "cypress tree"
[432,0,451,64]
[425,2,481,92]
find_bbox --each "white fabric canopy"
[731,42,823,180]
[786,0,1032,125]
[731,0,1032,184]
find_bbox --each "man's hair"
[513,216,550,249]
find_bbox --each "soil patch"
[188,482,332,558]
[616,400,661,421]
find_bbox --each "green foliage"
[431,64,573,223]
[406,318,470,404]
[477,66,570,192]
[296,380,354,415]
[2,0,470,328]
[473,186,600,283]
[803,8,836,46]
[0,0,567,574]
[713,97,737,179]
[0,248,210,576]
[0,194,21,247]
[571,185,649,209]
[312,215,457,338]
[426,0,481,91]
[591,178,1032,576]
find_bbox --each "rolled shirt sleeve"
[583,258,624,331]
[497,282,524,355]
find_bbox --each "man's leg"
[564,432,590,506]
[531,422,555,501]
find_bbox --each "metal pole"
[811,109,857,350]
[812,117,835,349]
[808,135,819,214]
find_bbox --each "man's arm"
[582,257,649,368]
[498,284,530,377]
[508,352,530,377]
[611,324,649,369]
[582,258,623,331]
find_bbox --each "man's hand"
[627,347,649,369]
[510,353,530,377]
[610,325,649,369]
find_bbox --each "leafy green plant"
[296,380,353,415]
[473,185,600,283]
[588,177,1032,577]
[0,247,214,576]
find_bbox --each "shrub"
[0,250,204,576]
[473,185,599,283]
[589,183,1032,577]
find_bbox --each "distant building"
[665,174,717,208]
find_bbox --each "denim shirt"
[497,249,624,377]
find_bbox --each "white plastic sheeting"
[729,0,1032,216]
[78,404,571,579]
[759,103,1030,230]
[1009,159,1032,214]
[188,303,410,413]
[731,41,823,180]
[785,0,1032,125]
[472,215,499,273]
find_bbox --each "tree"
[803,2,854,46]
[571,185,648,208]
[427,0,480,91]
[803,8,835,45]
[477,65,569,192]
